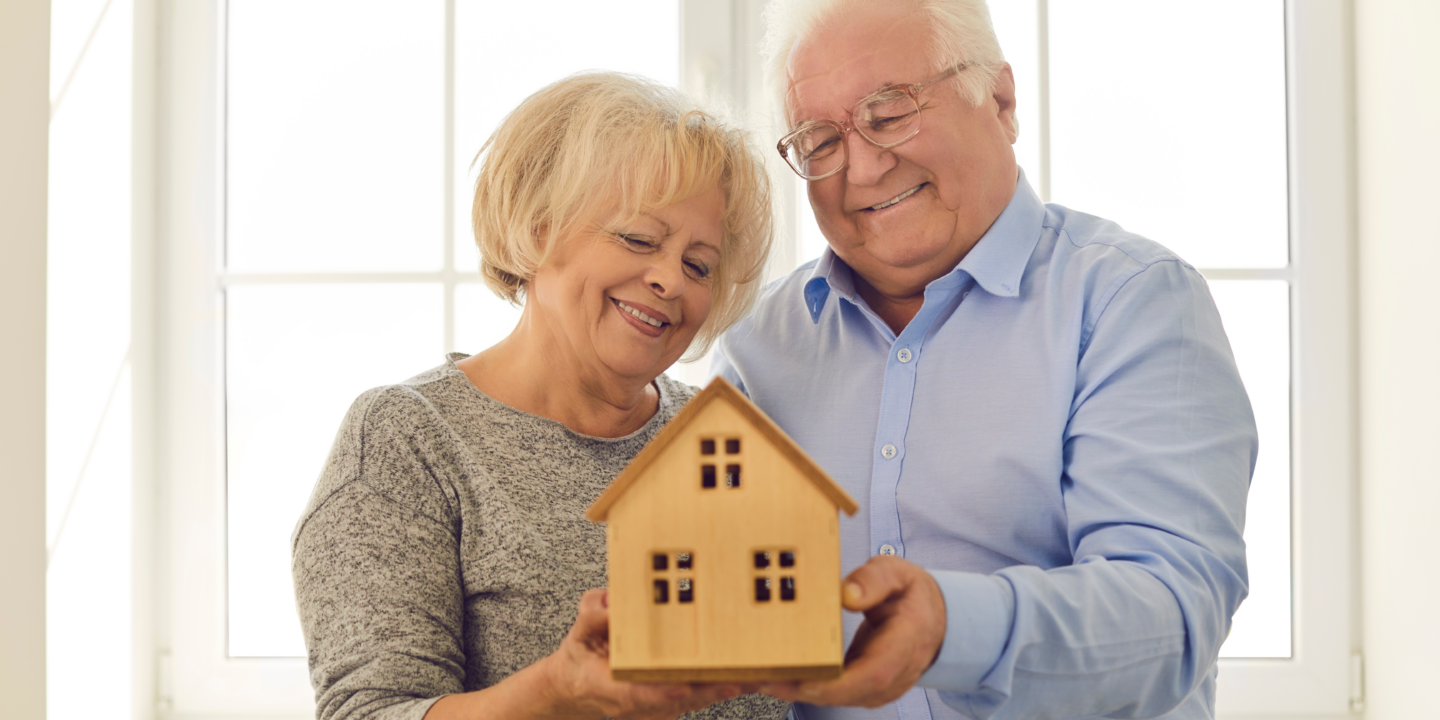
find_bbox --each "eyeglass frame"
[776,63,970,181]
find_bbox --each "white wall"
[0,0,50,717]
[1356,0,1440,718]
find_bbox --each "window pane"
[228,0,445,272]
[454,282,523,356]
[1209,280,1291,658]
[454,0,680,272]
[226,284,443,657]
[1048,1,1287,269]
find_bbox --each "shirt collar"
[955,169,1046,298]
[804,249,847,323]
[801,170,1046,323]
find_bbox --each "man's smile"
[865,183,926,212]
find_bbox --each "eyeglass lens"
[783,90,923,179]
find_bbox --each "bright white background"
[33,0,1427,718]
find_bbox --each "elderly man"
[712,1,1256,719]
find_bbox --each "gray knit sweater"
[292,354,790,720]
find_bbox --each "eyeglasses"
[777,64,968,181]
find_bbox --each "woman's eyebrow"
[696,240,721,253]
[630,211,671,235]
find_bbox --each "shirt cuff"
[915,570,1015,692]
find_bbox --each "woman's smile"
[611,297,671,336]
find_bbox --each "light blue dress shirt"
[713,173,1255,720]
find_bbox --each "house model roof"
[586,377,859,522]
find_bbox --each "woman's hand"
[424,589,745,720]
[539,589,746,720]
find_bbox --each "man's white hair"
[761,0,1006,121]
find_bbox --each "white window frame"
[154,0,1356,717]
[1208,1,1357,717]
[158,0,318,715]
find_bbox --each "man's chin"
[845,237,962,276]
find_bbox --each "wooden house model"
[586,378,859,682]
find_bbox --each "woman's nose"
[644,253,686,300]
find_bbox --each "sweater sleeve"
[292,388,467,720]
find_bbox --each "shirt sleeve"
[917,259,1256,719]
[292,390,466,720]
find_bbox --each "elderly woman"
[291,73,788,720]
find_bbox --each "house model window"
[700,437,741,488]
[753,549,796,603]
[651,551,695,604]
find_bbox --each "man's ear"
[993,62,1018,144]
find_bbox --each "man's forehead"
[783,5,934,121]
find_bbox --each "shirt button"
[881,444,897,459]
[897,348,912,363]
[879,544,897,556]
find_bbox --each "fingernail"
[844,581,863,603]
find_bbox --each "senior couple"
[292,1,1256,719]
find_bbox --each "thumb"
[571,589,611,642]
[840,556,909,612]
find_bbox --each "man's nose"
[844,130,897,186]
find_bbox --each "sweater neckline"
[441,352,679,443]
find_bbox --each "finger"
[614,681,738,718]
[578,588,608,616]
[680,682,744,708]
[568,589,612,655]
[840,556,923,612]
[572,590,610,633]
[763,585,945,707]
[775,656,915,709]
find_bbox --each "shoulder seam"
[1057,222,1183,268]
[290,386,389,550]
[1079,256,1190,353]
[290,384,459,550]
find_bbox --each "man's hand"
[760,556,946,708]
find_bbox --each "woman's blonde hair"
[471,71,773,359]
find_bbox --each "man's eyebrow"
[862,79,907,96]
[786,80,907,131]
